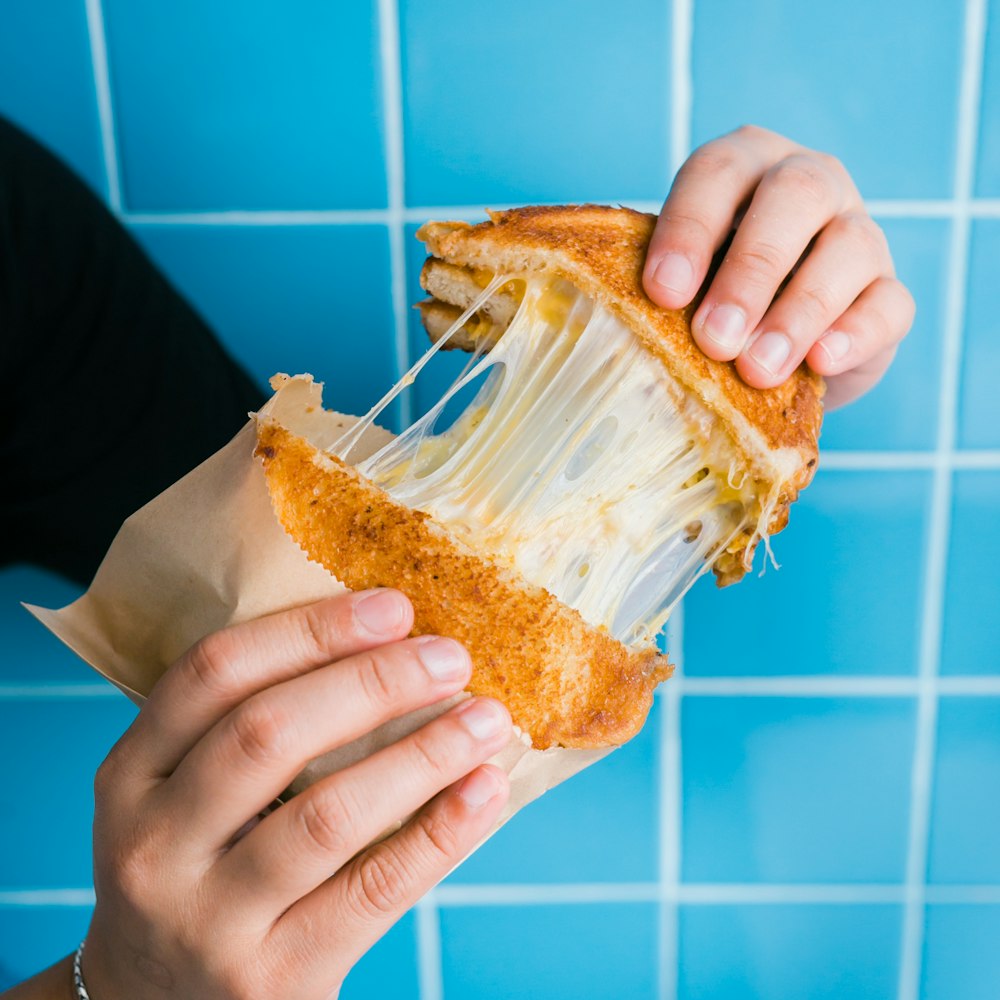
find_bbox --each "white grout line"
[0,889,96,906]
[115,198,1000,227]
[435,883,660,907]
[4,675,999,703]
[669,0,694,178]
[680,676,920,697]
[659,601,684,1000]
[6,882,1000,911]
[659,2,694,993]
[0,684,121,700]
[415,895,444,1000]
[83,0,122,211]
[898,2,987,998]
[377,0,412,430]
[125,208,392,226]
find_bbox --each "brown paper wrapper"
[27,374,612,844]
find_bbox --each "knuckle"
[357,650,404,710]
[228,699,289,768]
[658,210,715,248]
[835,212,887,259]
[354,852,409,918]
[297,789,352,858]
[797,282,838,321]
[185,631,242,699]
[407,728,450,783]
[414,808,462,860]
[684,140,742,182]
[770,154,835,206]
[726,240,789,285]
[298,602,339,659]
[733,123,773,144]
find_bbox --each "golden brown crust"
[416,205,824,556]
[255,420,671,750]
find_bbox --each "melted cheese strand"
[340,276,755,646]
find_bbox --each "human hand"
[642,125,915,410]
[82,589,511,999]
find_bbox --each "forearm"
[1,955,75,1000]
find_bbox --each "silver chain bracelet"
[73,941,92,1000]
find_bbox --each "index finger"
[643,125,799,308]
[114,589,414,782]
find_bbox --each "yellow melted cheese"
[334,275,755,647]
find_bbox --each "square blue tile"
[440,903,658,1000]
[0,567,88,686]
[129,224,398,421]
[678,904,902,1000]
[928,697,1000,884]
[341,910,418,1000]
[941,472,1000,675]
[922,904,1000,1000]
[681,697,916,883]
[820,218,948,451]
[0,0,106,198]
[400,0,670,206]
[691,0,962,198]
[958,221,1000,449]
[684,471,931,677]
[104,1,385,211]
[447,697,660,884]
[0,696,138,889]
[975,0,1000,196]
[0,906,92,989]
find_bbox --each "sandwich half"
[254,205,824,750]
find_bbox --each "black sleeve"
[0,117,267,586]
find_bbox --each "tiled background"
[1,0,998,997]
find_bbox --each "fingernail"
[748,331,792,376]
[355,590,406,635]
[819,330,852,364]
[455,698,508,740]
[701,304,747,353]
[416,636,469,681]
[456,767,502,809]
[651,253,694,297]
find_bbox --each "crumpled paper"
[28,374,614,841]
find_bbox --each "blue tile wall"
[400,0,671,206]
[0,907,92,988]
[820,218,948,451]
[447,697,660,885]
[684,471,932,677]
[941,472,1000,675]
[129,223,398,419]
[921,905,1000,1000]
[0,696,137,892]
[681,697,916,883]
[928,697,1000,885]
[2,1,998,996]
[440,903,659,1000]
[691,0,962,199]
[103,1,386,211]
[958,221,1000,449]
[341,911,419,1000]
[1,568,85,685]
[678,904,903,1000]
[976,0,1000,196]
[0,0,105,197]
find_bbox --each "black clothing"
[0,118,265,585]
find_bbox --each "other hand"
[643,124,915,410]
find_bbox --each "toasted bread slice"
[255,409,671,750]
[417,205,824,582]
